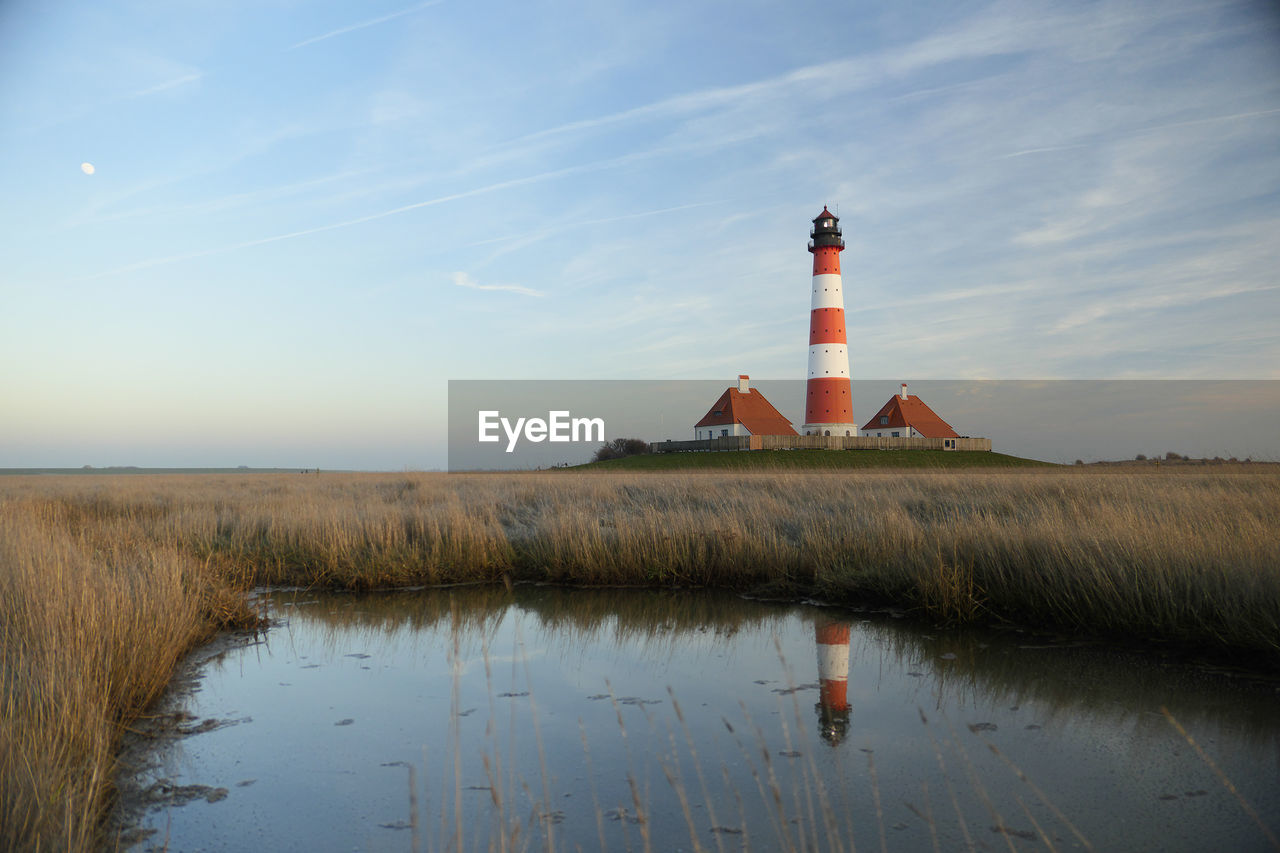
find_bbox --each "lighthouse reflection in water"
[132,586,1280,853]
[814,615,852,745]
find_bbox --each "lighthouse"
[802,208,857,436]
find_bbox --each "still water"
[121,587,1280,852]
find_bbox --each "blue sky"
[2,0,1278,468]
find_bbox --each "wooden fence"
[650,435,992,453]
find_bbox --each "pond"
[115,586,1280,852]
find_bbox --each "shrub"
[593,438,650,462]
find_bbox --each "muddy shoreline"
[108,628,265,850]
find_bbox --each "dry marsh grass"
[0,495,258,850]
[1,465,1278,849]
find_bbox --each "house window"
[879,416,888,425]
[891,431,900,438]
[721,429,728,437]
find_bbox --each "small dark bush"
[593,438,650,462]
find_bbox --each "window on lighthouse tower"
[822,219,832,228]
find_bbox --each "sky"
[2,0,1278,469]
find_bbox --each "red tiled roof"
[860,394,959,438]
[694,387,798,435]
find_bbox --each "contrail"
[289,0,444,50]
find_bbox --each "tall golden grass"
[1,466,1278,849]
[0,488,257,850]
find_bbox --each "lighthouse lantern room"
[802,208,858,436]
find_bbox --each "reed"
[0,492,259,851]
[1,465,1277,850]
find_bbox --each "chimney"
[738,374,750,393]
[900,383,908,400]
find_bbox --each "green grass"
[576,449,1051,470]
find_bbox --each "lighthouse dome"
[809,207,844,249]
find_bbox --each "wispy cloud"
[451,271,543,297]
[12,60,205,136]
[1050,283,1280,334]
[1126,107,1280,137]
[76,142,727,282]
[126,72,203,99]
[460,200,724,263]
[75,166,379,228]
[994,143,1089,160]
[502,55,872,150]
[76,162,596,280]
[495,3,1121,155]
[289,0,444,50]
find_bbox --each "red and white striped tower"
[815,617,852,745]
[802,208,857,436]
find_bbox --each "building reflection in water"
[814,615,852,745]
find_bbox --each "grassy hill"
[574,449,1050,470]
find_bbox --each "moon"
[80,162,95,175]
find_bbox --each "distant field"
[0,467,314,476]
[577,449,1050,469]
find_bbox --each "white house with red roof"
[694,376,799,440]
[861,384,960,443]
